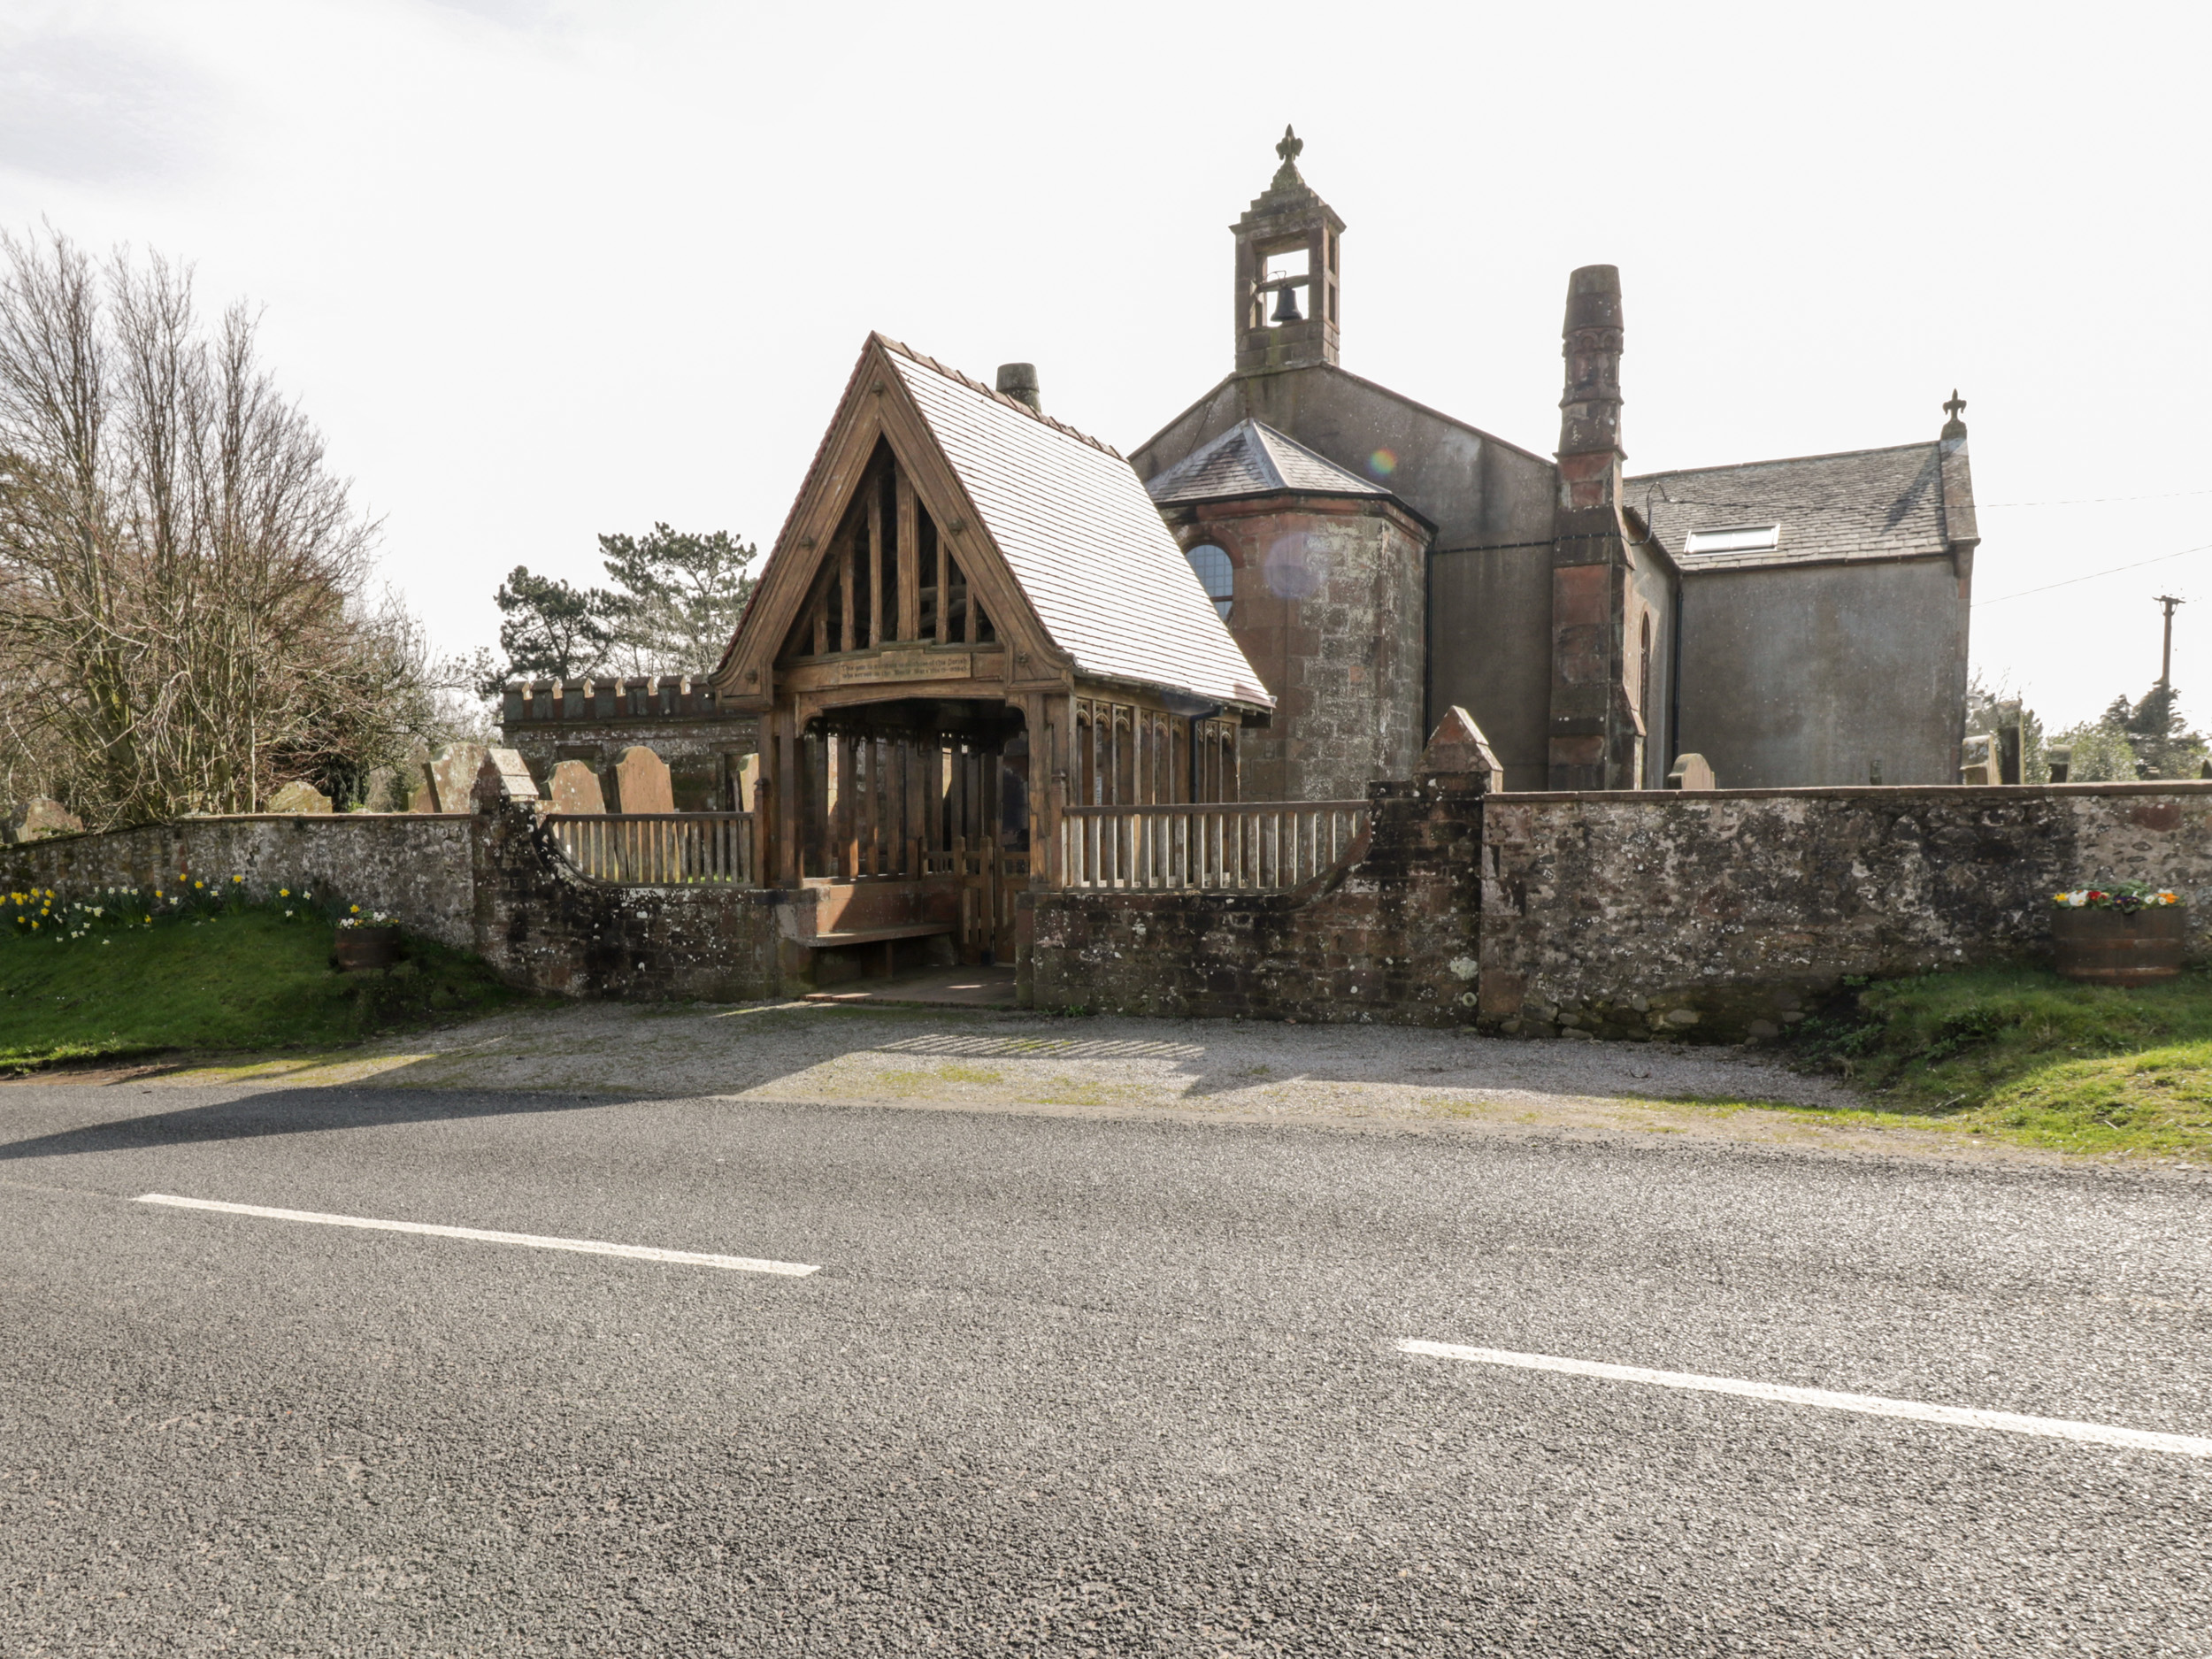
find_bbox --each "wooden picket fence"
[1059,801,1367,892]
[545,813,757,887]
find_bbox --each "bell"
[1271,282,1303,324]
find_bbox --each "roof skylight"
[1683,524,1781,556]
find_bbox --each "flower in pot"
[2049,881,2185,985]
[332,910,403,972]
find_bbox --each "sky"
[2,0,2207,733]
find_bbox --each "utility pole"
[2157,595,2185,689]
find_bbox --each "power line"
[1973,541,2212,607]
[1979,487,2212,509]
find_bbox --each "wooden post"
[839,532,855,654]
[896,473,920,642]
[867,475,884,649]
[935,523,950,644]
[776,711,801,887]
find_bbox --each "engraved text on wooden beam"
[831,651,973,686]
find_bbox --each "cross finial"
[1270,124,1305,190]
[1940,388,1968,442]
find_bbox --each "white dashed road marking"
[1399,1339,2212,1458]
[135,1193,818,1277]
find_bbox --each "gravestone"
[1,797,84,844]
[1959,733,1996,787]
[267,780,334,814]
[1664,753,1717,791]
[549,759,608,815]
[426,743,491,812]
[361,766,405,812]
[612,745,674,814]
[472,748,541,812]
[2047,745,2073,784]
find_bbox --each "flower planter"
[2050,906,2185,986]
[332,926,403,972]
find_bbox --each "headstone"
[1664,754,1717,791]
[2047,745,2073,784]
[472,748,541,813]
[360,766,405,812]
[611,745,674,814]
[1,797,84,844]
[408,764,436,813]
[549,759,608,815]
[1417,706,1502,783]
[1960,733,1996,787]
[267,780,334,814]
[426,742,491,812]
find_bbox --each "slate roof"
[1626,442,1955,571]
[882,340,1273,710]
[1144,419,1402,508]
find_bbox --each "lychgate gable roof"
[718,334,1271,711]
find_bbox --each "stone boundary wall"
[0,803,796,1003]
[1026,776,1484,1025]
[1478,781,2212,1041]
[0,815,479,951]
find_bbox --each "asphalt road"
[0,1079,2207,1655]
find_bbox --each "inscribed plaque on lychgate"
[612,746,675,814]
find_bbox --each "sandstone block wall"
[1479,782,2212,1041]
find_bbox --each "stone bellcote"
[1233,126,1344,375]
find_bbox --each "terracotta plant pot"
[2049,906,2185,986]
[332,926,403,972]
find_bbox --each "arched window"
[1185,543,1234,621]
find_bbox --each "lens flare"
[1367,448,1398,478]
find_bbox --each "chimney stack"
[1557,264,1624,467]
[995,362,1041,413]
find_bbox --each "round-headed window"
[1185,543,1234,621]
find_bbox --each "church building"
[1133,128,1979,794]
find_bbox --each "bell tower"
[1233,126,1343,375]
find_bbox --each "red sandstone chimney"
[1557,264,1624,494]
[1547,265,1635,792]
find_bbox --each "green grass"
[1786,962,2212,1160]
[1,899,525,1072]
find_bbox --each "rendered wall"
[1132,361,1561,789]
[1675,558,1968,788]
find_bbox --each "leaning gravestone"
[612,746,674,814]
[1,797,84,844]
[549,759,608,815]
[267,780,334,814]
[426,743,491,812]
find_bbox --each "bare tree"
[0,226,433,825]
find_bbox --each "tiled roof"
[1145,419,1397,507]
[883,339,1273,710]
[1627,442,1954,571]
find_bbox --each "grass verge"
[1784,962,2212,1161]
[2,891,525,1072]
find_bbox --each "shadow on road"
[0,1086,632,1163]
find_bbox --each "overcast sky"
[3,0,2206,733]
